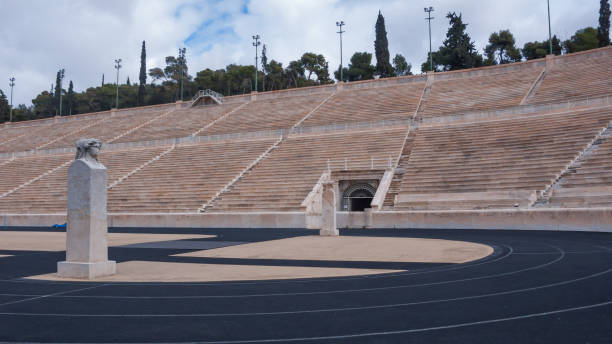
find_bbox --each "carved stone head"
[75,138,102,163]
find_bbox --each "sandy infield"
[176,235,493,264]
[0,231,215,251]
[30,260,402,282]
[29,235,493,282]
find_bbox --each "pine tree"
[374,11,394,77]
[422,12,483,72]
[67,81,74,116]
[484,30,522,65]
[392,54,411,76]
[138,40,146,105]
[599,0,611,47]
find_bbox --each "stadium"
[1,1,612,343]
[2,47,612,229]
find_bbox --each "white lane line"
[514,250,611,255]
[0,243,558,300]
[0,245,566,305]
[0,284,108,307]
[0,300,611,344]
[193,300,612,343]
[0,242,511,287]
[0,246,519,299]
[0,265,609,317]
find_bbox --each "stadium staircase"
[534,119,612,207]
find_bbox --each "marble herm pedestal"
[58,139,115,279]
[320,181,339,236]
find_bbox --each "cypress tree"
[374,11,394,77]
[261,44,268,91]
[54,71,62,115]
[138,40,146,105]
[102,74,105,86]
[67,81,74,116]
[599,0,611,47]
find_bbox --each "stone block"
[58,139,115,279]
[57,261,116,279]
[320,181,339,236]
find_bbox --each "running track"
[0,227,611,343]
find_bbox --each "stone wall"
[2,208,612,232]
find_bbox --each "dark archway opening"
[349,189,373,211]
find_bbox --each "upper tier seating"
[0,154,72,197]
[0,147,168,213]
[197,93,331,135]
[528,49,612,105]
[45,109,164,149]
[0,107,169,153]
[419,67,541,118]
[209,128,407,212]
[113,103,241,143]
[394,106,612,209]
[0,118,93,153]
[0,123,48,146]
[107,138,276,213]
[299,82,424,127]
[547,130,612,207]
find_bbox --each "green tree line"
[1,1,610,124]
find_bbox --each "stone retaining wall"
[2,208,611,232]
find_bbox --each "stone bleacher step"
[199,136,283,212]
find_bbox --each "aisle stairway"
[107,138,277,213]
[208,127,407,212]
[544,122,612,207]
[0,147,169,213]
[394,106,612,209]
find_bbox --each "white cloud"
[0,0,602,106]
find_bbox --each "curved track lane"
[0,228,610,343]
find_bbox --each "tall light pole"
[8,77,15,122]
[336,21,345,82]
[179,47,186,101]
[424,7,435,72]
[58,69,65,116]
[547,0,553,54]
[252,35,261,92]
[114,59,122,109]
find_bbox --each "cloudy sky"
[0,0,604,106]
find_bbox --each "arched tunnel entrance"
[342,184,376,211]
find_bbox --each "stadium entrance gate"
[342,184,376,211]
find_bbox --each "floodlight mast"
[336,21,345,82]
[9,77,15,122]
[114,59,122,109]
[547,0,552,55]
[58,69,65,116]
[424,6,434,72]
[252,35,261,92]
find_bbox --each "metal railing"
[326,156,396,171]
[192,89,224,102]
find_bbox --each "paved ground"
[0,227,611,343]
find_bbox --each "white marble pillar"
[320,181,339,236]
[58,139,115,279]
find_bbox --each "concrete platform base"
[57,260,116,279]
[319,228,339,236]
